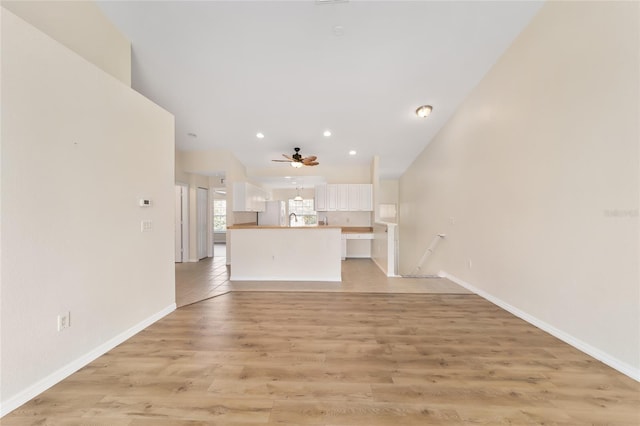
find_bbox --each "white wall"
[1,9,175,413]
[2,0,131,86]
[399,1,639,378]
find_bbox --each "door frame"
[175,183,189,262]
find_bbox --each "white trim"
[0,303,176,417]
[439,271,640,382]
[372,255,401,277]
[372,256,386,273]
[175,182,189,262]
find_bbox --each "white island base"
[229,227,342,281]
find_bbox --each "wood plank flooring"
[4,292,639,425]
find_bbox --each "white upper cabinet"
[327,184,338,211]
[315,184,373,212]
[233,182,266,212]
[315,183,327,211]
[348,184,360,211]
[358,184,373,211]
[337,185,349,211]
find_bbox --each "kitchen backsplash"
[321,211,371,226]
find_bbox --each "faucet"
[288,212,297,226]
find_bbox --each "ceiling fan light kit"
[416,105,433,118]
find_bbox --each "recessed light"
[291,181,297,185]
[284,176,292,179]
[323,130,332,137]
[415,105,433,118]
[187,132,197,138]
[256,132,265,139]
[349,150,357,156]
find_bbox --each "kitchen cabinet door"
[315,184,327,211]
[233,182,266,212]
[327,184,338,211]
[337,184,349,211]
[348,184,360,211]
[359,184,373,211]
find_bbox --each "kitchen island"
[228,225,342,281]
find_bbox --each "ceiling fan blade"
[274,150,318,166]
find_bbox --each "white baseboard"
[372,256,400,277]
[0,303,176,417]
[371,256,384,273]
[439,271,640,382]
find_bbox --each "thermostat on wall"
[139,199,152,207]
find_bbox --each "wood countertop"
[341,226,373,234]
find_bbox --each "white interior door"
[196,187,208,260]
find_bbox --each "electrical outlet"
[57,312,71,331]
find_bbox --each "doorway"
[196,187,208,260]
[212,188,227,258]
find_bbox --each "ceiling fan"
[272,147,319,167]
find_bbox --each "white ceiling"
[97,0,543,179]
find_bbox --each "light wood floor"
[176,247,471,307]
[4,291,639,425]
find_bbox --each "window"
[213,199,227,232]
[288,198,317,226]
